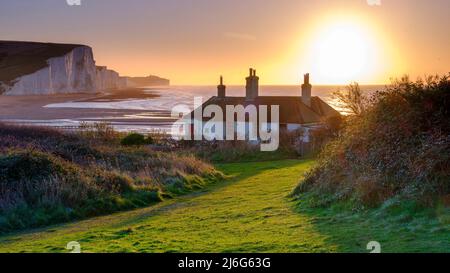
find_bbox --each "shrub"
[0,149,68,181]
[332,82,368,115]
[78,121,118,141]
[0,124,223,233]
[120,133,154,146]
[294,74,450,208]
[0,149,105,233]
[93,170,135,193]
[181,138,299,163]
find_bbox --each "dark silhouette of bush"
[120,133,154,146]
[332,82,368,116]
[0,150,68,182]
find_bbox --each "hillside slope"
[0,160,447,253]
[294,75,450,208]
[0,124,222,233]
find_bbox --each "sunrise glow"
[310,21,378,83]
[1,1,449,84]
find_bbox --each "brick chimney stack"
[301,73,312,107]
[246,68,259,101]
[217,75,226,98]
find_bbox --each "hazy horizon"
[1,0,449,85]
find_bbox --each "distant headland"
[126,75,170,87]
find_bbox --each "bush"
[78,121,118,141]
[0,150,96,209]
[0,124,223,233]
[180,134,300,163]
[294,75,450,208]
[0,149,68,181]
[120,133,154,146]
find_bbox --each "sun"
[303,18,382,84]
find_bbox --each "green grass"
[0,159,447,253]
[295,196,449,252]
[0,123,223,233]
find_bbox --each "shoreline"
[0,88,176,132]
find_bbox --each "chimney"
[301,73,312,107]
[246,68,259,101]
[252,69,259,99]
[217,75,226,98]
[246,68,253,100]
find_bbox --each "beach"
[0,85,384,132]
[0,88,177,132]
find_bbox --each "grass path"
[0,159,448,253]
[0,159,339,253]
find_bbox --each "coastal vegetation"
[0,76,447,252]
[0,123,223,233]
[293,75,450,211]
[178,126,338,163]
[0,160,447,253]
[120,133,154,146]
[183,138,299,163]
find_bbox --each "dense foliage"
[120,133,154,146]
[0,124,223,233]
[294,75,450,208]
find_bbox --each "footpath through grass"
[0,159,447,253]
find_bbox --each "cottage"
[186,69,340,146]
[177,69,341,151]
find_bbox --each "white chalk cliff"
[95,66,127,91]
[0,42,127,95]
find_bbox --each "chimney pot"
[218,75,226,98]
[304,73,310,85]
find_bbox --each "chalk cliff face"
[96,66,127,91]
[0,41,127,95]
[3,46,97,95]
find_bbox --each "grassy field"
[0,159,447,253]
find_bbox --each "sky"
[0,0,449,85]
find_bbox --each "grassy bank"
[294,75,450,209]
[294,194,449,252]
[0,124,223,234]
[0,160,447,253]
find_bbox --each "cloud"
[366,0,381,6]
[223,32,256,41]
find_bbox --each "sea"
[37,85,386,133]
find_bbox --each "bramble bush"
[294,74,450,208]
